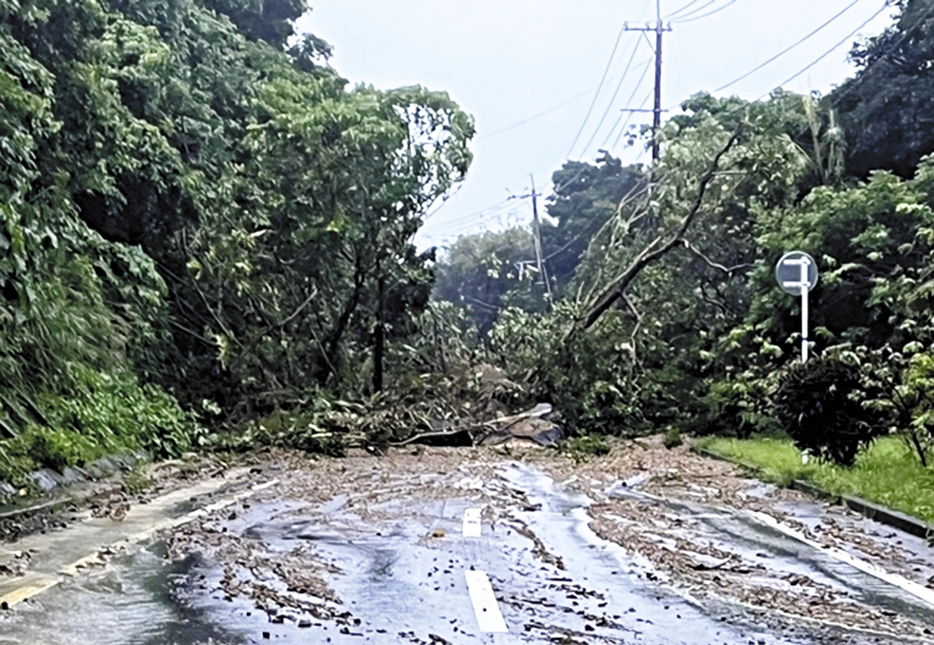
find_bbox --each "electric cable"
[831,0,934,107]
[713,0,862,93]
[613,89,653,150]
[552,58,653,198]
[578,38,646,158]
[668,0,718,22]
[566,21,629,158]
[673,0,738,24]
[603,60,654,151]
[480,87,596,139]
[759,1,889,100]
[665,0,703,20]
[422,198,516,233]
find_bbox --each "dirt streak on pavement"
[1,438,933,644]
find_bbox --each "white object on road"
[749,510,934,608]
[464,569,508,633]
[463,507,483,537]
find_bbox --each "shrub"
[772,356,880,466]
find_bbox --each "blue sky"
[295,1,896,250]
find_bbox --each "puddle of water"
[0,545,251,645]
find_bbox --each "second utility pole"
[626,0,671,161]
[529,174,553,304]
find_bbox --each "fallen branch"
[682,240,754,277]
[579,129,742,331]
[389,425,491,448]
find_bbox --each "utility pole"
[529,174,553,304]
[625,0,671,162]
[511,177,553,305]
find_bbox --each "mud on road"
[1,438,934,644]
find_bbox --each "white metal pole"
[800,260,809,363]
[801,288,809,363]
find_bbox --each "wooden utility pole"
[512,177,553,305]
[529,174,553,303]
[625,0,671,161]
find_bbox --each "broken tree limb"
[389,425,491,448]
[682,240,754,278]
[580,129,742,331]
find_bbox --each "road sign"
[775,251,818,296]
[775,251,819,363]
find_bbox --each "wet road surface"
[1,448,932,644]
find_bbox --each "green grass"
[696,435,934,524]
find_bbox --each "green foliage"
[223,404,349,458]
[0,0,472,479]
[434,228,542,333]
[561,434,610,461]
[773,356,880,467]
[477,93,815,438]
[663,426,683,449]
[0,366,202,481]
[489,302,652,435]
[701,435,934,523]
[543,154,646,295]
[835,0,934,178]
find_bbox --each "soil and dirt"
[1,437,933,644]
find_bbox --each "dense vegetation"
[434,0,934,469]
[7,0,934,483]
[0,0,471,479]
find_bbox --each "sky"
[294,0,897,250]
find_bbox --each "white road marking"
[749,510,934,608]
[463,507,483,537]
[464,569,508,633]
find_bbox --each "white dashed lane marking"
[464,569,508,633]
[463,507,483,537]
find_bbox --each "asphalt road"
[1,445,932,645]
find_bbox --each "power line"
[672,0,738,24]
[422,184,464,222]
[665,0,703,20]
[625,1,672,162]
[578,38,646,158]
[831,0,934,107]
[713,0,862,94]
[602,59,654,150]
[480,87,595,139]
[668,0,718,21]
[550,63,652,199]
[422,197,515,232]
[759,1,890,100]
[566,21,629,158]
[542,179,654,263]
[480,63,661,142]
[612,88,654,150]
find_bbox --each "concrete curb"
[691,445,934,540]
[0,482,123,522]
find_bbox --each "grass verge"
[696,435,934,524]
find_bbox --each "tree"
[434,228,541,334]
[542,154,645,296]
[0,0,475,476]
[834,0,934,178]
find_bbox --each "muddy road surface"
[1,439,933,644]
